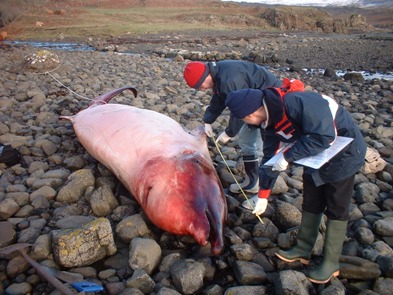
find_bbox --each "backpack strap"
[281,77,305,93]
[270,78,305,140]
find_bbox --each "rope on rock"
[211,135,264,224]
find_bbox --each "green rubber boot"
[307,219,348,284]
[275,211,323,265]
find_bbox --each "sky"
[220,0,362,6]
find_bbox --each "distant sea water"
[304,68,393,81]
[7,40,95,52]
[6,40,393,81]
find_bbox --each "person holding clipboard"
[224,83,366,284]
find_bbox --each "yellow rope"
[211,135,264,224]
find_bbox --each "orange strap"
[281,77,305,93]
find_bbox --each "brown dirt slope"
[1,0,392,41]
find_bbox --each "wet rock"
[372,277,393,295]
[55,215,96,229]
[373,216,393,236]
[361,240,393,262]
[116,214,151,244]
[0,198,20,220]
[170,259,206,295]
[273,200,302,230]
[156,287,182,295]
[354,182,381,203]
[52,217,117,267]
[339,255,381,279]
[4,282,32,295]
[231,260,267,285]
[343,72,365,83]
[252,218,279,242]
[56,168,95,203]
[324,68,337,78]
[125,268,156,294]
[276,270,314,295]
[0,35,392,294]
[224,285,267,294]
[0,221,16,247]
[6,255,29,277]
[129,237,161,275]
[30,234,51,260]
[89,185,119,217]
[375,251,393,278]
[354,227,375,245]
[229,243,257,261]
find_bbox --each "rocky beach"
[0,31,393,295]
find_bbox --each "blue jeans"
[237,124,263,159]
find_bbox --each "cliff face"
[261,7,373,33]
[0,0,381,41]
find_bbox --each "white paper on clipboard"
[264,136,354,169]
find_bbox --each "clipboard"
[265,136,354,169]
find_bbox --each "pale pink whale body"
[61,86,227,255]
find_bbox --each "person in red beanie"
[225,87,366,284]
[183,60,281,203]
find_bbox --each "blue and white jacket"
[259,88,366,190]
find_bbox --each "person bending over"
[183,60,281,201]
[225,86,366,284]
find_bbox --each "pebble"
[0,35,392,294]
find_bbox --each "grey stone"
[0,221,16,248]
[125,268,155,294]
[5,282,32,295]
[52,217,116,267]
[372,277,393,295]
[229,243,256,261]
[231,260,267,285]
[89,185,119,217]
[156,287,182,295]
[224,285,267,295]
[55,216,96,229]
[0,198,20,220]
[56,168,95,203]
[272,201,302,230]
[129,237,162,275]
[170,259,206,295]
[116,214,151,244]
[374,216,393,237]
[339,255,381,279]
[252,218,279,242]
[275,270,314,295]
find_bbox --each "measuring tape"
[211,135,264,224]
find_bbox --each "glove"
[272,153,289,172]
[252,198,268,216]
[215,131,231,145]
[252,189,270,216]
[204,123,214,137]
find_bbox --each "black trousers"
[302,173,355,221]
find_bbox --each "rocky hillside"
[260,7,371,33]
[0,0,390,42]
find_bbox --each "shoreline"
[0,33,392,295]
[3,30,393,74]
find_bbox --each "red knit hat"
[183,62,209,89]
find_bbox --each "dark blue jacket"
[259,88,366,189]
[202,60,281,137]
